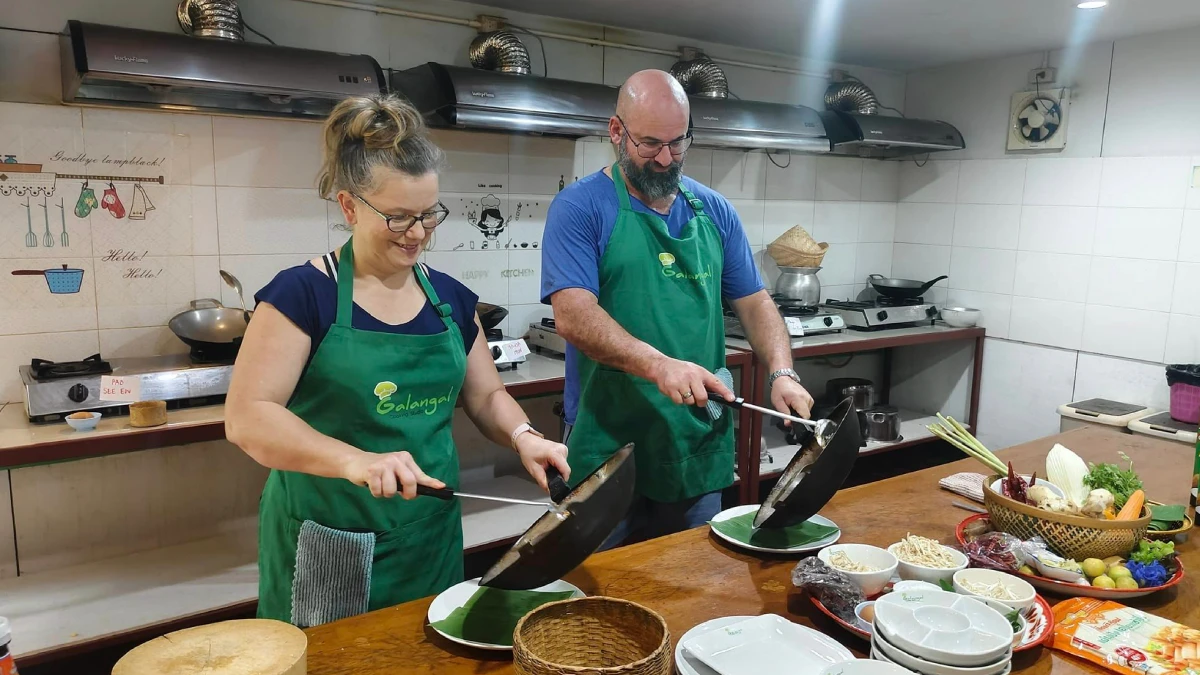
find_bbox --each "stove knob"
[823,316,833,327]
[876,310,889,322]
[491,345,503,360]
[67,383,89,403]
[926,306,939,318]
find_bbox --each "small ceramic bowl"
[854,601,876,634]
[64,411,101,432]
[889,542,969,586]
[941,307,982,328]
[819,544,900,596]
[953,569,1037,612]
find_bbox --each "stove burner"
[823,297,924,310]
[778,304,819,317]
[189,345,239,365]
[28,354,112,381]
[878,296,924,307]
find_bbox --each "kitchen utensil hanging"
[706,368,837,446]
[0,170,161,199]
[58,199,69,247]
[40,197,53,247]
[11,264,85,294]
[74,181,98,218]
[22,199,36,248]
[101,183,126,219]
[129,183,155,220]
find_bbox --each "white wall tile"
[1012,252,1092,303]
[578,140,617,177]
[731,200,766,249]
[1009,297,1086,351]
[506,250,543,306]
[1087,257,1177,312]
[80,109,215,187]
[191,185,219,256]
[763,201,816,244]
[1081,305,1170,363]
[193,255,222,302]
[89,184,200,258]
[765,155,816,201]
[98,326,189,359]
[953,204,1021,249]
[1073,353,1172,411]
[432,130,511,194]
[944,290,1012,339]
[816,243,858,286]
[896,203,956,245]
[1172,263,1200,316]
[0,182,92,261]
[0,258,98,336]
[949,247,1017,295]
[508,136,575,196]
[891,243,952,282]
[212,117,320,189]
[711,151,766,200]
[855,243,894,280]
[425,250,510,306]
[956,160,1026,205]
[94,256,198,330]
[1017,206,1097,255]
[975,338,1078,452]
[1022,158,1103,207]
[507,303,552,340]
[1093,208,1184,261]
[1181,211,1200,262]
[1165,313,1200,363]
[1099,157,1191,209]
[899,160,960,203]
[861,161,900,202]
[215,187,330,256]
[220,254,312,308]
[815,157,863,201]
[812,202,860,244]
[859,203,897,243]
[684,149,713,187]
[821,284,860,303]
[0,330,100,403]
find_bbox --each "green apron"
[568,164,734,503]
[257,237,467,626]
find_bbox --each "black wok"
[477,302,508,331]
[169,299,251,354]
[867,274,948,299]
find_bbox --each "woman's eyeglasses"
[616,115,693,158]
[352,193,449,233]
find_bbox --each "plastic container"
[1057,398,1148,434]
[1167,365,1200,424]
[0,616,17,675]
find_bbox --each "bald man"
[541,70,814,548]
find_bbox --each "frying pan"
[480,444,636,590]
[168,299,251,352]
[477,302,508,331]
[753,397,861,529]
[867,274,948,299]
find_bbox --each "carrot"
[1116,490,1145,520]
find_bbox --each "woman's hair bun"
[318,94,444,199]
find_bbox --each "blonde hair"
[317,94,445,198]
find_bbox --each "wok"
[867,274,948,299]
[169,299,251,352]
[754,397,861,529]
[480,444,636,590]
[477,302,508,331]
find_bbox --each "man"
[541,69,814,548]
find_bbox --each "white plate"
[874,631,1011,675]
[426,577,584,651]
[676,616,757,675]
[872,643,1011,675]
[874,590,1011,667]
[682,614,855,675]
[709,504,841,554]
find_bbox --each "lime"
[1093,575,1117,589]
[1082,558,1107,579]
[1108,565,1133,581]
[1116,577,1139,590]
[1018,565,1035,576]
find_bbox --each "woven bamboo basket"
[513,596,671,675]
[767,241,829,268]
[983,476,1151,560]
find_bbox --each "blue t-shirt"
[255,255,480,370]
[540,169,764,424]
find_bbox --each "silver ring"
[682,391,694,399]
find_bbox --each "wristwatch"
[510,422,544,450]
[767,368,802,389]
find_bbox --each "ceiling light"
[1077,1,1107,8]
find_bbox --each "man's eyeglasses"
[351,193,449,234]
[616,115,693,158]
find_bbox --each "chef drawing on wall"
[471,194,507,249]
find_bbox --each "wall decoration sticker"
[22,198,36,248]
[128,183,155,220]
[11,264,85,294]
[39,196,54,247]
[101,182,127,219]
[74,181,98,218]
[448,194,545,252]
[58,199,69,247]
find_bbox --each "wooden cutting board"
[112,619,306,675]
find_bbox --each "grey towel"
[291,520,375,628]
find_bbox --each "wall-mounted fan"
[1007,88,1070,152]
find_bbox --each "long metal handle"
[416,484,550,508]
[738,399,821,431]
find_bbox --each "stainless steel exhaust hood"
[60,20,385,119]
[821,110,965,158]
[688,97,830,153]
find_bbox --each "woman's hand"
[515,434,570,493]
[342,450,444,499]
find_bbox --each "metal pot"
[168,299,251,353]
[867,274,948,300]
[774,266,822,307]
[863,405,901,442]
[825,378,875,410]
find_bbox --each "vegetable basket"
[513,596,671,675]
[983,476,1151,561]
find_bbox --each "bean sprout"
[893,534,959,569]
[829,550,880,573]
[960,579,1020,600]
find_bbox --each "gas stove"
[724,306,845,339]
[823,297,939,330]
[484,328,529,372]
[21,354,231,424]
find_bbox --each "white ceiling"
[470,0,1200,71]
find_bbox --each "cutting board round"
[112,618,306,675]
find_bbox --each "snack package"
[1052,597,1200,675]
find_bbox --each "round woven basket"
[767,241,828,268]
[513,596,671,675]
[983,477,1150,560]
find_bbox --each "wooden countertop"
[304,427,1196,675]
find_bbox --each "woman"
[225,94,570,627]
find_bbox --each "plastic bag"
[1051,597,1200,675]
[1166,364,1200,388]
[962,532,1026,572]
[792,557,864,623]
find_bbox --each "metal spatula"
[706,367,837,446]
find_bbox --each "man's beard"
[617,142,683,202]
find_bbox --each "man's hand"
[649,357,734,408]
[771,377,814,421]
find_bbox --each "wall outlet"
[1029,67,1058,85]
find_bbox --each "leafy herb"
[1130,540,1175,565]
[1005,609,1022,633]
[938,578,954,592]
[1083,452,1143,508]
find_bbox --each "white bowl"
[874,589,1012,667]
[821,658,916,675]
[64,412,101,431]
[987,477,1065,500]
[952,569,1037,612]
[873,630,1011,675]
[854,601,876,634]
[888,542,969,586]
[819,544,899,596]
[941,307,982,328]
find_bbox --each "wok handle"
[11,270,46,276]
[416,485,455,500]
[545,466,570,504]
[868,274,885,281]
[190,298,224,310]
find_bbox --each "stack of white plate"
[870,589,1014,675]
[675,614,856,675]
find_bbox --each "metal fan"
[1017,97,1063,143]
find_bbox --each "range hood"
[390,62,618,138]
[821,110,965,158]
[688,97,830,153]
[60,20,385,119]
